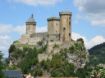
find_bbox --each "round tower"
[47,17,60,35]
[26,14,36,35]
[59,11,72,42]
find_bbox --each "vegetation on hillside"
[75,42,105,78]
[89,42,105,66]
[0,51,4,78]
[8,39,88,77]
[7,40,105,78]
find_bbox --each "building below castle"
[19,11,72,47]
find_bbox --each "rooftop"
[26,14,36,23]
[3,70,23,78]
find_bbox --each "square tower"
[47,17,60,35]
[26,14,36,35]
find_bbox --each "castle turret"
[47,17,60,35]
[26,14,36,35]
[59,11,72,42]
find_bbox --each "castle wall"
[48,34,60,42]
[27,32,48,45]
[19,34,30,44]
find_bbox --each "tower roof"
[26,14,35,23]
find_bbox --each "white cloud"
[0,24,13,34]
[0,24,25,35]
[36,26,47,32]
[9,0,63,6]
[72,32,86,41]
[14,25,26,34]
[87,36,105,49]
[91,19,105,26]
[0,24,25,57]
[72,32,105,49]
[0,35,12,57]
[74,0,105,26]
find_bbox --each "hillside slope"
[8,39,88,77]
[89,42,105,65]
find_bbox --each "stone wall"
[19,34,30,44]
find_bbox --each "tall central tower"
[26,14,36,35]
[59,12,72,42]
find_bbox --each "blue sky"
[0,0,105,57]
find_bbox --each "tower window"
[63,27,66,31]
[69,33,71,36]
[69,22,71,26]
[59,34,60,40]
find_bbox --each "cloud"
[74,0,105,13]
[74,0,105,26]
[0,24,25,35]
[9,0,63,6]
[0,35,12,57]
[72,32,86,41]
[87,36,105,48]
[36,26,47,32]
[0,24,25,57]
[72,32,105,49]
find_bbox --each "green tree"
[0,51,4,78]
[90,65,105,78]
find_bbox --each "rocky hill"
[8,38,88,77]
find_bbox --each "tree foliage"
[0,51,4,78]
[89,42,105,66]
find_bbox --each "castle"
[19,11,72,47]
[10,11,88,66]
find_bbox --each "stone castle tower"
[26,14,36,35]
[47,12,72,43]
[59,12,72,42]
[19,11,72,46]
[47,17,60,35]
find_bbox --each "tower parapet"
[59,11,72,42]
[26,14,36,35]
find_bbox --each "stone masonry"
[19,11,72,46]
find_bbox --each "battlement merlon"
[59,11,72,16]
[47,17,60,21]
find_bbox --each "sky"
[0,0,105,57]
